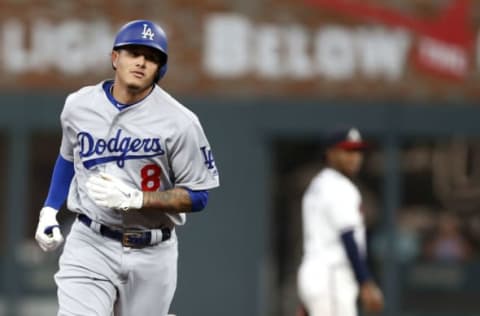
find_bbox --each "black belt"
[78,214,171,248]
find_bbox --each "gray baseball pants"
[55,218,178,316]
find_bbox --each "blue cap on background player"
[113,20,168,82]
[323,126,369,150]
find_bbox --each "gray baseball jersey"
[59,80,220,228]
[55,80,219,316]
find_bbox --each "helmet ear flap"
[111,49,119,71]
[155,64,168,83]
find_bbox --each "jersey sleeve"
[59,96,75,161]
[169,119,219,190]
[341,229,371,284]
[325,182,362,232]
[43,155,75,209]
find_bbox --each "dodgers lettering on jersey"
[78,129,165,169]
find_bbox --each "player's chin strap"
[86,172,143,211]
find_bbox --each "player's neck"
[111,83,153,105]
[327,164,354,179]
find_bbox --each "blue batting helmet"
[113,20,168,82]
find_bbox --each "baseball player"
[34,19,219,316]
[297,126,383,316]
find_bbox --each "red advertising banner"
[305,0,474,80]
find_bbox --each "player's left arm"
[340,229,371,284]
[341,229,384,313]
[86,172,208,213]
[142,187,208,213]
[143,117,218,213]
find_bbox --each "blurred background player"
[34,19,219,316]
[297,126,383,316]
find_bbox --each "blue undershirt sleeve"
[43,155,75,210]
[187,189,209,212]
[340,229,371,285]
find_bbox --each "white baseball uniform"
[55,80,219,316]
[297,167,366,316]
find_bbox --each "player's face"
[112,45,162,92]
[327,147,364,177]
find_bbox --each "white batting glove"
[86,172,143,211]
[35,206,64,252]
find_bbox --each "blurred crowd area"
[373,207,477,264]
[271,137,480,316]
[364,139,480,266]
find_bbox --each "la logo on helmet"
[141,24,155,40]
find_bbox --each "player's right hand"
[360,280,384,313]
[35,206,64,252]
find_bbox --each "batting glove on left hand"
[86,172,143,211]
[35,206,64,252]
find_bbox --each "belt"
[78,214,171,248]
